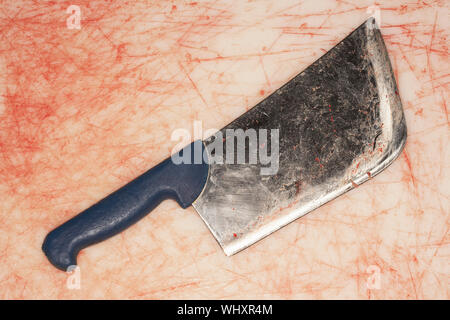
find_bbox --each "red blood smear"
[295,180,301,195]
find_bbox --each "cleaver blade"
[193,18,407,255]
[42,18,406,271]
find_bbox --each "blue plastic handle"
[42,141,209,271]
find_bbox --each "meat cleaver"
[42,18,407,271]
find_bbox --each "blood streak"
[295,180,301,195]
[315,157,323,168]
[403,151,417,188]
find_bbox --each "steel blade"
[193,18,407,255]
